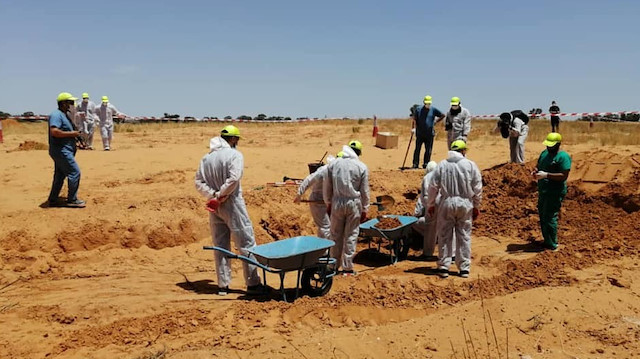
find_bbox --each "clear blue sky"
[0,0,638,118]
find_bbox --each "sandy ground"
[1,119,640,358]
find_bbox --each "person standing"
[532,133,571,251]
[195,125,264,296]
[77,93,98,150]
[323,140,370,276]
[427,140,482,278]
[411,95,445,169]
[96,95,123,151]
[444,97,472,149]
[294,153,342,239]
[497,110,529,164]
[549,101,561,132]
[420,161,440,257]
[47,92,86,208]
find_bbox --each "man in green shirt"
[532,133,571,251]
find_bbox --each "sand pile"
[9,140,48,152]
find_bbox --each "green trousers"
[537,193,564,249]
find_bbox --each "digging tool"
[302,195,395,211]
[400,131,414,170]
[283,176,304,182]
[317,151,328,163]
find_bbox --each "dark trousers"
[412,129,435,168]
[551,117,560,132]
[537,193,564,249]
[48,150,81,202]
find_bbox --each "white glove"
[535,171,548,180]
[411,128,416,134]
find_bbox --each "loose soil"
[1,120,640,359]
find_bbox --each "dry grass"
[3,118,638,146]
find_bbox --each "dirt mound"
[8,141,48,152]
[55,218,204,252]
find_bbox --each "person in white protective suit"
[323,141,370,276]
[294,152,344,239]
[444,96,472,149]
[195,125,265,296]
[419,161,441,257]
[427,140,482,278]
[96,95,124,151]
[76,93,98,150]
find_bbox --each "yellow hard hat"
[221,125,241,138]
[56,92,78,102]
[542,132,562,147]
[423,95,432,104]
[349,140,363,151]
[101,96,109,102]
[82,92,89,99]
[450,96,461,106]
[337,151,345,158]
[450,139,467,151]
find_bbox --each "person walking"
[294,153,343,239]
[77,93,98,150]
[96,96,123,151]
[47,92,86,208]
[411,95,445,169]
[427,140,482,278]
[549,101,561,132]
[497,110,529,164]
[444,97,472,149]
[195,125,264,296]
[323,140,370,276]
[532,133,571,251]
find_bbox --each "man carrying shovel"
[294,152,344,239]
[324,141,370,276]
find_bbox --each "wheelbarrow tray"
[249,236,334,272]
[359,215,418,239]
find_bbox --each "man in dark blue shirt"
[411,95,445,169]
[47,92,85,208]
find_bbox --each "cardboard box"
[375,132,398,149]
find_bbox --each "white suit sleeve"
[420,176,430,209]
[426,168,441,208]
[463,109,472,137]
[360,165,370,212]
[218,152,242,199]
[297,168,322,196]
[323,163,334,206]
[194,157,216,199]
[471,162,483,208]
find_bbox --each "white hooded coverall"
[195,137,261,288]
[323,145,370,271]
[421,171,438,256]
[77,100,98,148]
[297,165,331,239]
[509,117,528,164]
[427,151,482,273]
[445,106,472,149]
[96,102,120,150]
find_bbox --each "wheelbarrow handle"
[203,246,273,272]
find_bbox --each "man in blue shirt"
[47,92,85,208]
[411,95,445,169]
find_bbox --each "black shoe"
[438,268,449,278]
[247,284,268,295]
[459,270,470,278]
[411,165,419,169]
[218,286,229,296]
[66,199,86,208]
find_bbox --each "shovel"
[302,195,395,211]
[283,176,304,182]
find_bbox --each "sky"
[0,0,638,118]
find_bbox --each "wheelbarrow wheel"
[301,265,333,297]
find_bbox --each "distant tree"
[22,111,35,117]
[0,110,10,118]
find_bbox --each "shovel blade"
[372,195,395,211]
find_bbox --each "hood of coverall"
[209,136,231,153]
[446,150,466,163]
[340,145,357,159]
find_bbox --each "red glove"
[427,206,435,218]
[472,207,480,220]
[360,212,368,223]
[206,198,220,213]
[326,205,331,217]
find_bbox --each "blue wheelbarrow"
[204,236,336,301]
[359,215,418,264]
